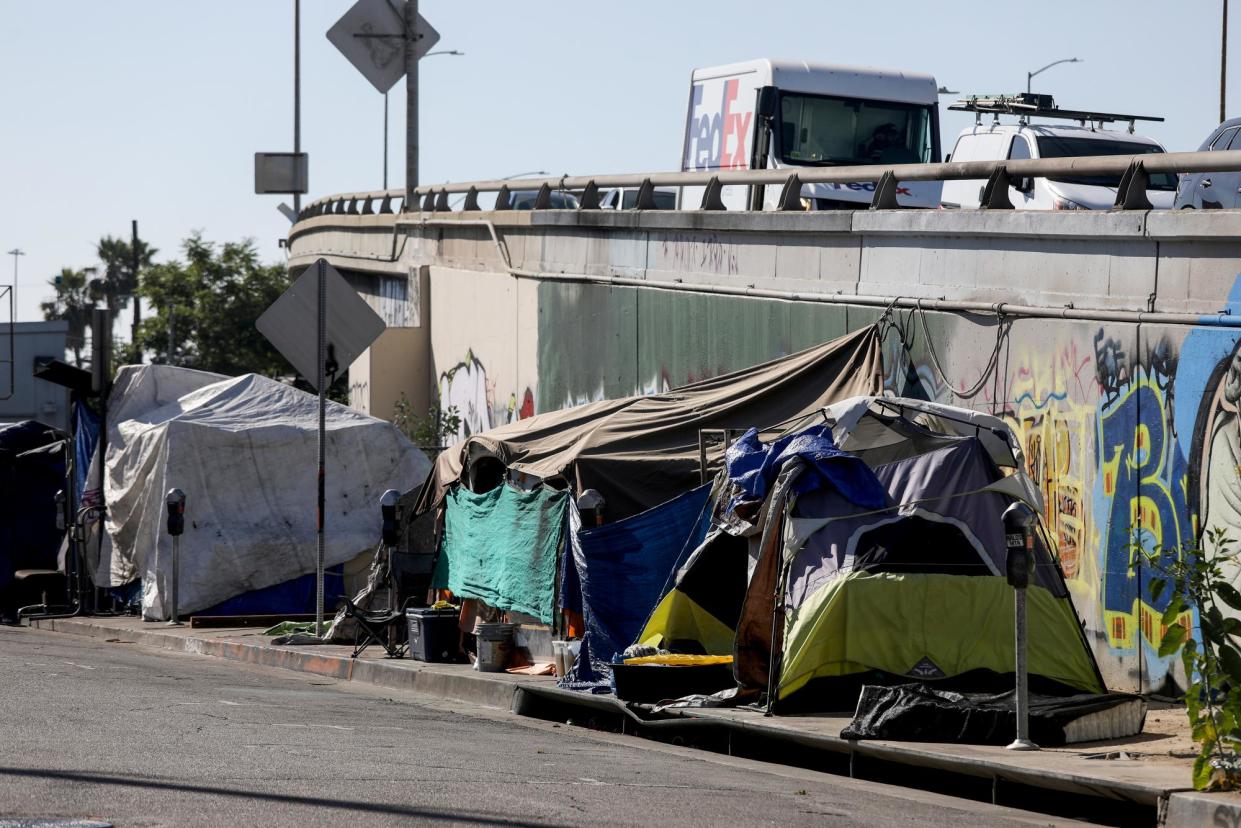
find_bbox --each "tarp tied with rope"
[417,326,885,521]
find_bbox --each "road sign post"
[257,259,385,638]
[327,0,440,201]
[316,260,327,637]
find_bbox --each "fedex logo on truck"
[683,78,754,172]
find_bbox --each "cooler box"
[406,607,461,663]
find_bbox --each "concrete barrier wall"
[289,208,1241,694]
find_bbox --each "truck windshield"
[1034,137,1177,190]
[776,93,935,166]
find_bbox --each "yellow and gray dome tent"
[638,396,1105,711]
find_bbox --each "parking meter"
[1001,499,1039,751]
[380,489,400,548]
[166,489,186,536]
[165,488,186,625]
[1003,501,1037,589]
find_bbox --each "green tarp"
[432,484,568,623]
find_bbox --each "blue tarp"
[725,424,888,511]
[196,566,345,617]
[73,401,100,502]
[561,485,712,689]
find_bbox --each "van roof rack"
[948,93,1163,133]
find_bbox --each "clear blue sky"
[0,0,1230,322]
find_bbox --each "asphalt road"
[0,626,1070,828]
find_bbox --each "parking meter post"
[166,488,186,626]
[1003,501,1038,751]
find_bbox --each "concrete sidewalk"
[29,614,1237,825]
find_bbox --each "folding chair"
[343,597,409,659]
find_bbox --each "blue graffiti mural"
[1094,365,1193,670]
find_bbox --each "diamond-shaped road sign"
[326,0,440,94]
[256,259,386,391]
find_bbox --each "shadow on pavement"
[0,766,561,827]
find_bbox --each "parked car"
[941,95,1175,210]
[943,123,1176,210]
[508,189,580,210]
[1174,117,1241,209]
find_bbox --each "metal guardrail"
[297,149,1241,219]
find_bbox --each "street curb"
[1164,790,1241,827]
[32,616,1206,819]
[32,617,522,711]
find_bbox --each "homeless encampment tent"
[637,395,1105,710]
[87,365,430,621]
[421,327,885,650]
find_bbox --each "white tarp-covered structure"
[86,365,430,620]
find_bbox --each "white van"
[941,96,1175,210]
[680,59,942,210]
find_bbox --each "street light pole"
[385,50,461,191]
[1026,57,1082,95]
[6,248,24,320]
[1224,0,1230,123]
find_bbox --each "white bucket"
[476,623,515,673]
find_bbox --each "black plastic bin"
[406,607,461,663]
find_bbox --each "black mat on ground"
[840,683,1139,747]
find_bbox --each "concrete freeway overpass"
[287,159,1241,698]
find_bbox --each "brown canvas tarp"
[418,325,883,520]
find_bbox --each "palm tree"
[40,267,97,366]
[97,234,156,345]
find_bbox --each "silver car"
[1174,118,1241,209]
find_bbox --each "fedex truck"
[680,59,942,210]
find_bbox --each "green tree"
[1139,528,1241,790]
[40,267,98,366]
[134,233,291,376]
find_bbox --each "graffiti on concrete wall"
[658,232,741,277]
[437,351,535,441]
[1002,340,1095,585]
[1179,279,1241,602]
[998,332,1199,690]
[1196,342,1241,560]
[888,296,1241,693]
[1091,344,1192,675]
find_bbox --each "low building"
[0,321,71,432]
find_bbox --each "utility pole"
[1224,0,1230,123]
[293,0,302,215]
[405,0,419,204]
[131,220,142,348]
[6,248,24,320]
[383,92,389,190]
